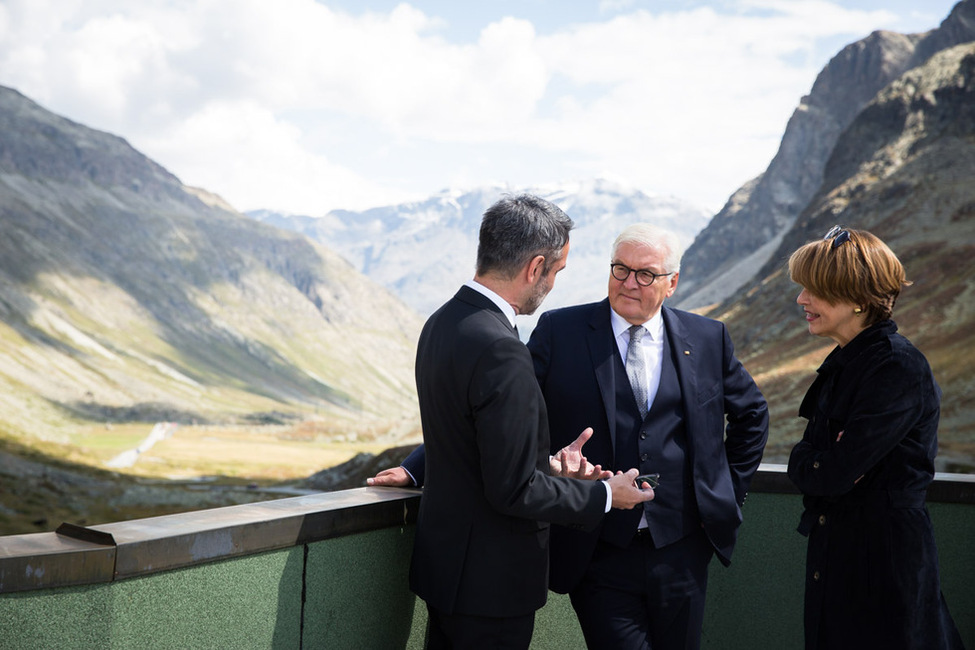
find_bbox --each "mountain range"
[249,180,713,332]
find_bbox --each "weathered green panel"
[703,492,806,650]
[531,592,585,649]
[929,501,975,645]
[0,548,302,650]
[303,526,418,648]
[0,583,114,649]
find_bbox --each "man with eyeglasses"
[371,222,768,650]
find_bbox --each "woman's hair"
[788,227,911,326]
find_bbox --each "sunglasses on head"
[824,225,851,250]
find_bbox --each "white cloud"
[599,0,636,14]
[512,3,894,205]
[0,0,953,214]
[142,100,404,213]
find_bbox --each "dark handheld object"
[635,473,660,489]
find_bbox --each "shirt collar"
[610,306,664,342]
[465,279,517,328]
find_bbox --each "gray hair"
[612,223,684,273]
[477,194,574,279]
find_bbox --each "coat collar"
[455,284,516,333]
[463,279,517,328]
[817,320,898,375]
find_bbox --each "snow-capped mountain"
[249,178,713,332]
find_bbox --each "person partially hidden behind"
[372,222,769,650]
[787,226,963,649]
[400,194,653,650]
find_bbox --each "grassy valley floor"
[0,418,422,536]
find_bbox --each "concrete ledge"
[0,487,420,592]
[0,530,116,593]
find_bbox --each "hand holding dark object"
[607,469,655,510]
[634,473,660,489]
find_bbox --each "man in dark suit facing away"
[372,222,769,650]
[403,194,654,649]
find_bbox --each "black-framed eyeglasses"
[824,225,851,250]
[610,263,674,287]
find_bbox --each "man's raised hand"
[549,427,612,480]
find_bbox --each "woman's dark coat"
[788,320,963,650]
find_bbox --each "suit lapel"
[588,300,619,459]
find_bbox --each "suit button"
[640,433,646,440]
[813,461,821,469]
[813,571,821,581]
[640,453,648,461]
[818,515,826,526]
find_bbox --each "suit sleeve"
[471,334,605,528]
[402,444,425,487]
[720,324,769,506]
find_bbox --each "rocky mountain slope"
[710,42,975,469]
[0,86,424,532]
[676,0,975,311]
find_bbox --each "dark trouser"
[424,603,535,650]
[569,528,713,650]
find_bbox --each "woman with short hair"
[786,226,963,650]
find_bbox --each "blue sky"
[0,1,960,215]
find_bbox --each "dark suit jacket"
[408,286,607,618]
[529,300,769,592]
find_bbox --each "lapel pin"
[684,350,690,355]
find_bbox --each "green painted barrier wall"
[1,485,971,649]
[304,525,422,648]
[406,493,975,650]
[0,548,302,649]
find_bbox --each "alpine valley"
[1,1,974,535]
